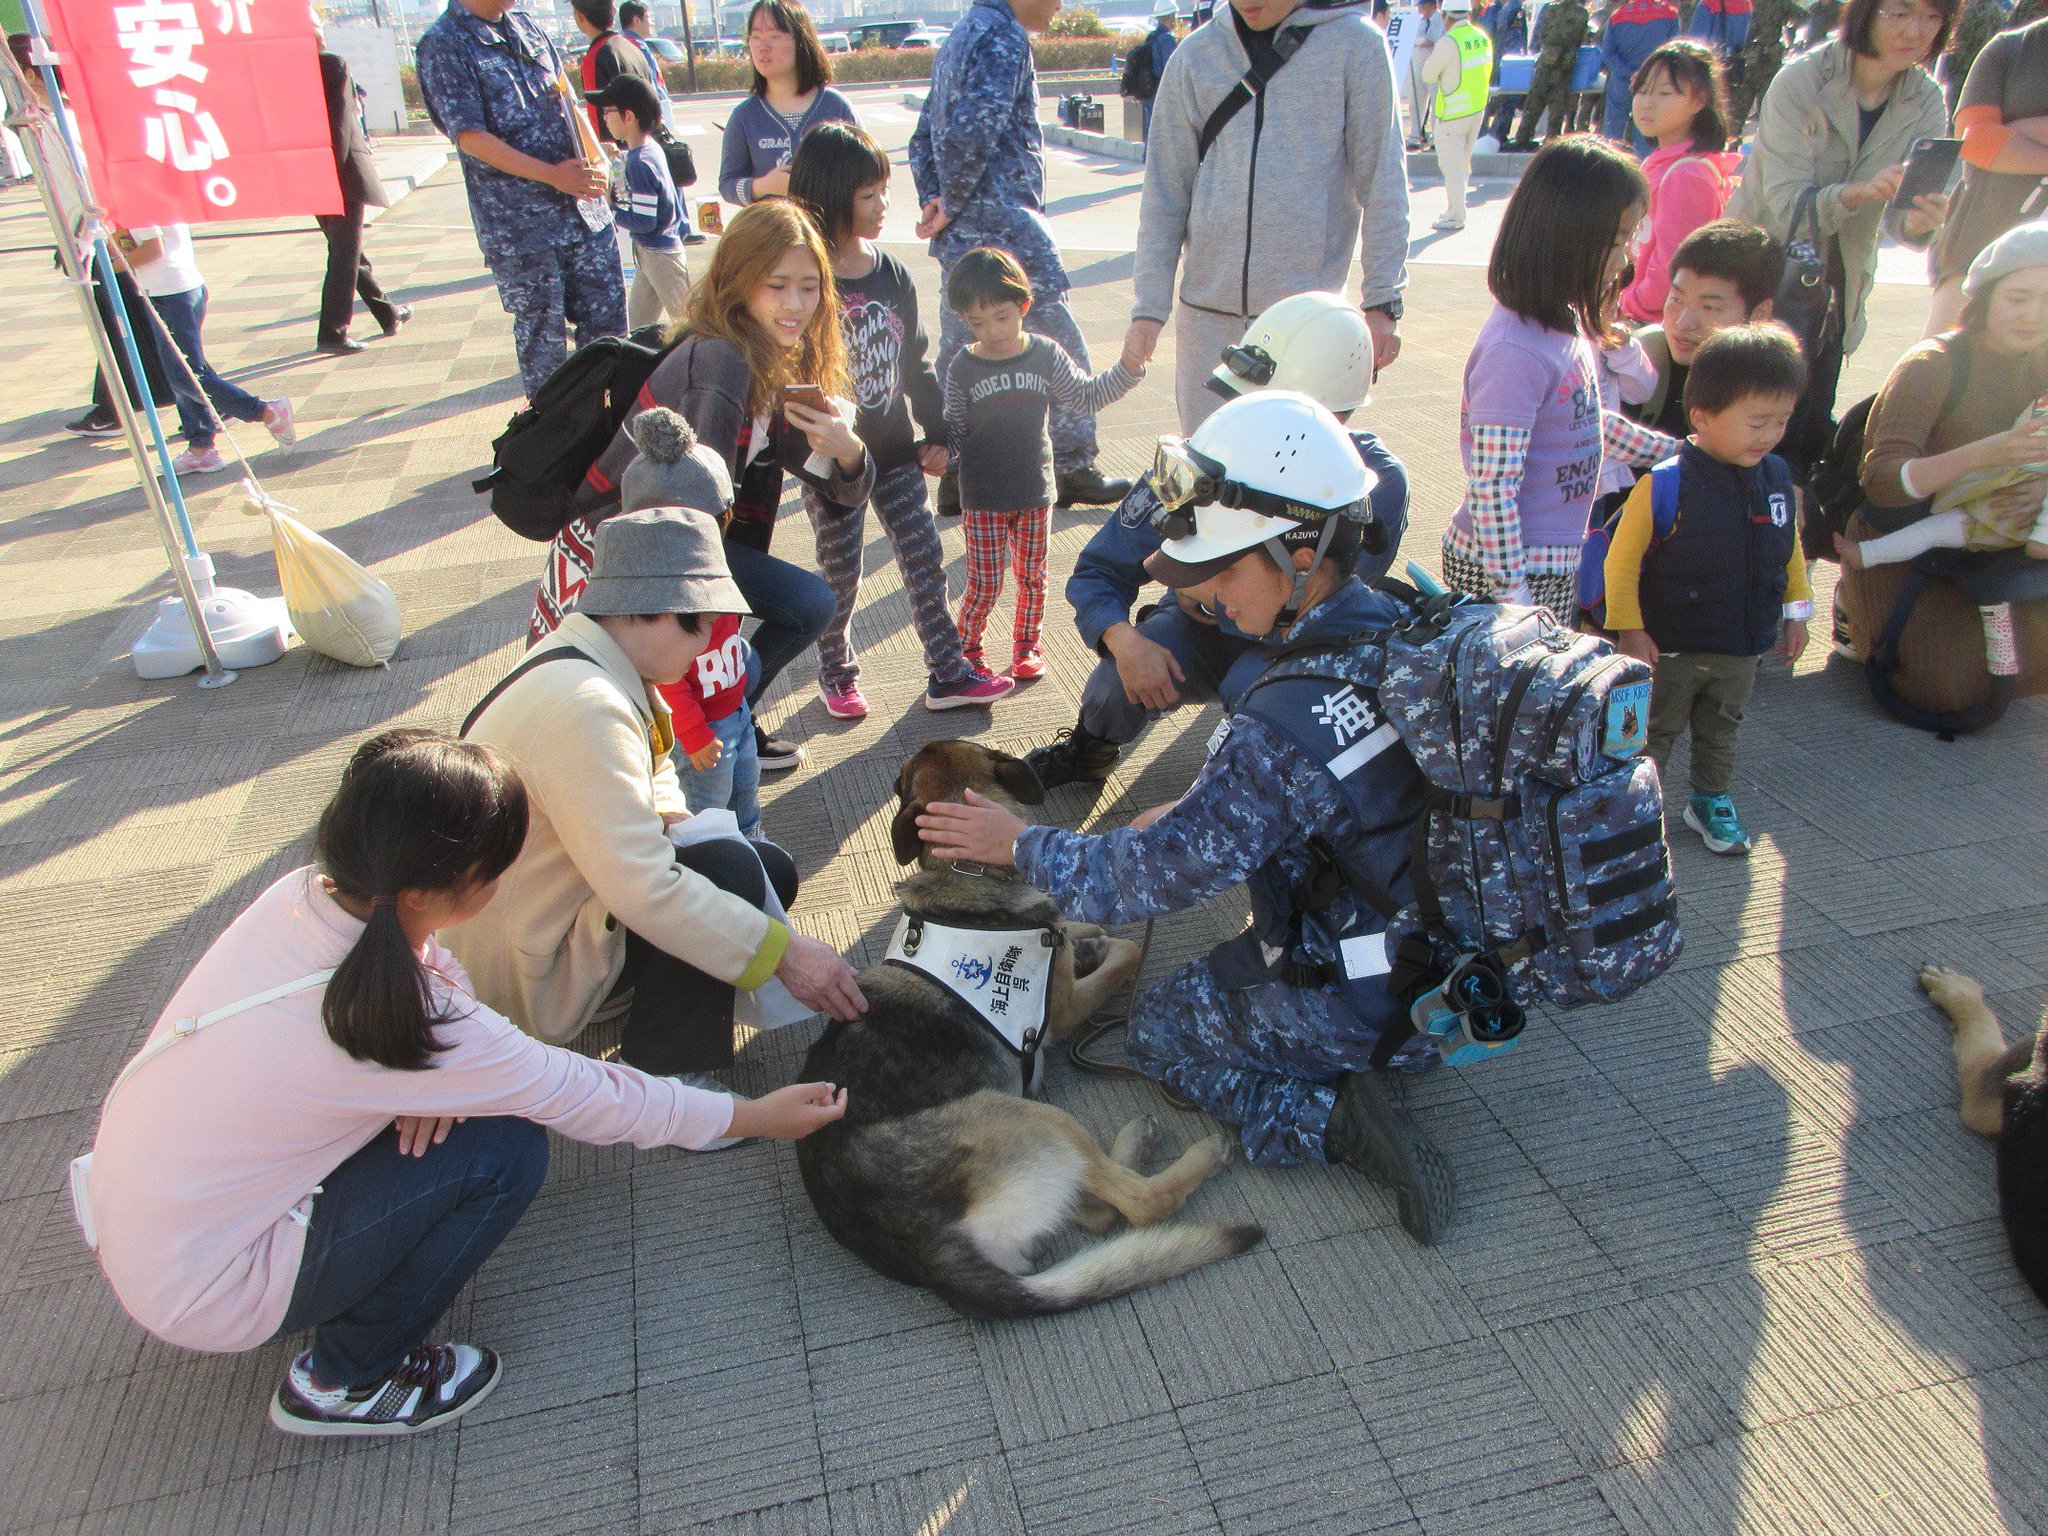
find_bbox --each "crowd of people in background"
[40,0,2048,1442]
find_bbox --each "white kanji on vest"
[1311,685,1376,746]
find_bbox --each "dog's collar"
[884,911,1063,1093]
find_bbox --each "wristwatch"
[1365,299,1403,323]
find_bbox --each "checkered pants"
[957,505,1050,661]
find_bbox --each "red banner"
[43,0,341,224]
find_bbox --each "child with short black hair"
[1604,321,1813,856]
[590,75,690,329]
[943,248,1146,678]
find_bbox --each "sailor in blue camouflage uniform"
[919,392,1457,1244]
[1028,293,1412,790]
[416,0,627,398]
[909,0,1129,508]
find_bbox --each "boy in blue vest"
[1604,323,1813,856]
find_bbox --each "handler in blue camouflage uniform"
[1029,292,1411,790]
[416,0,627,398]
[909,0,1130,508]
[919,392,1456,1244]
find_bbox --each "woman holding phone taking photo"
[535,199,872,774]
[1726,0,1956,472]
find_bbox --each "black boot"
[1325,1070,1456,1244]
[1055,465,1133,507]
[1024,727,1121,790]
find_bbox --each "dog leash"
[1062,918,1196,1111]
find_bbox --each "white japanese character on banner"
[212,0,254,33]
[144,88,231,171]
[114,0,208,87]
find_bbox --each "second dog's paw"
[1920,964,1985,1014]
[1112,1114,1163,1168]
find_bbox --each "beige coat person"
[1725,39,1945,354]
[444,612,789,1044]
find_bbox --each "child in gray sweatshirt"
[942,248,1145,678]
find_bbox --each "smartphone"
[1889,136,1962,214]
[781,383,825,419]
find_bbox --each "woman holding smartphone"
[534,200,871,775]
[1726,0,1956,472]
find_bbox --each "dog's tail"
[938,1223,1264,1319]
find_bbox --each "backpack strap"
[461,646,597,737]
[1649,456,1682,543]
[106,970,336,1106]
[1196,23,1311,163]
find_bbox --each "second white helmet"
[1207,291,1374,415]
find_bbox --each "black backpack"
[1120,39,1157,100]
[472,325,674,542]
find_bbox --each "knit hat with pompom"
[619,407,734,520]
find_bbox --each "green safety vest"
[1434,23,1493,121]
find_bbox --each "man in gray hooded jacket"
[1124,0,1410,432]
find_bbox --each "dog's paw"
[1192,1132,1238,1172]
[1920,964,1986,1016]
[1111,1114,1162,1169]
[1071,935,1110,978]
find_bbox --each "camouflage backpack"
[1268,582,1683,1062]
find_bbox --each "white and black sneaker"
[268,1343,501,1437]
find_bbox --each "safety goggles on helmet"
[1147,436,1336,525]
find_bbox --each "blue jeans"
[673,703,761,837]
[273,1118,549,1389]
[148,286,267,451]
[724,539,834,704]
[1077,602,1261,746]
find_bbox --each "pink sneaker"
[263,398,297,447]
[820,680,868,720]
[167,445,227,476]
[1010,649,1047,680]
[924,669,1016,711]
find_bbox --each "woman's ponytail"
[315,728,528,1070]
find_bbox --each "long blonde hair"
[675,199,849,416]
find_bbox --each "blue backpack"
[1577,457,1681,629]
[1282,579,1684,1066]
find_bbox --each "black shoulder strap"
[1196,23,1310,163]
[461,647,596,737]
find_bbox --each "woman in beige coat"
[1725,0,1954,471]
[445,509,865,1078]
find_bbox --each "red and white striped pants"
[957,504,1050,660]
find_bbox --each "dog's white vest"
[883,912,1060,1092]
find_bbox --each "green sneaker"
[1683,793,1752,856]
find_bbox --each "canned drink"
[1979,604,2019,677]
[698,200,724,235]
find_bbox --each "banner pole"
[0,26,236,685]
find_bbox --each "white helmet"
[1207,291,1373,414]
[1143,391,1376,615]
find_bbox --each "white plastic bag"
[242,485,401,667]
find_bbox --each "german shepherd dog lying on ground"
[1920,965,2048,1308]
[796,741,1263,1319]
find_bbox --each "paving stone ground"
[1,91,2044,1534]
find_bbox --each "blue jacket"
[1598,3,1680,98]
[415,2,600,262]
[908,0,1065,288]
[613,142,682,251]
[1638,445,1801,656]
[1065,428,1411,654]
[1017,579,1423,1037]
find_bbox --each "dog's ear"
[890,800,927,865]
[990,751,1046,806]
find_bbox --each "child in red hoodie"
[622,410,763,836]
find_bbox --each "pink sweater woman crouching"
[88,869,734,1354]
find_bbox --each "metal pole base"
[131,554,288,683]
